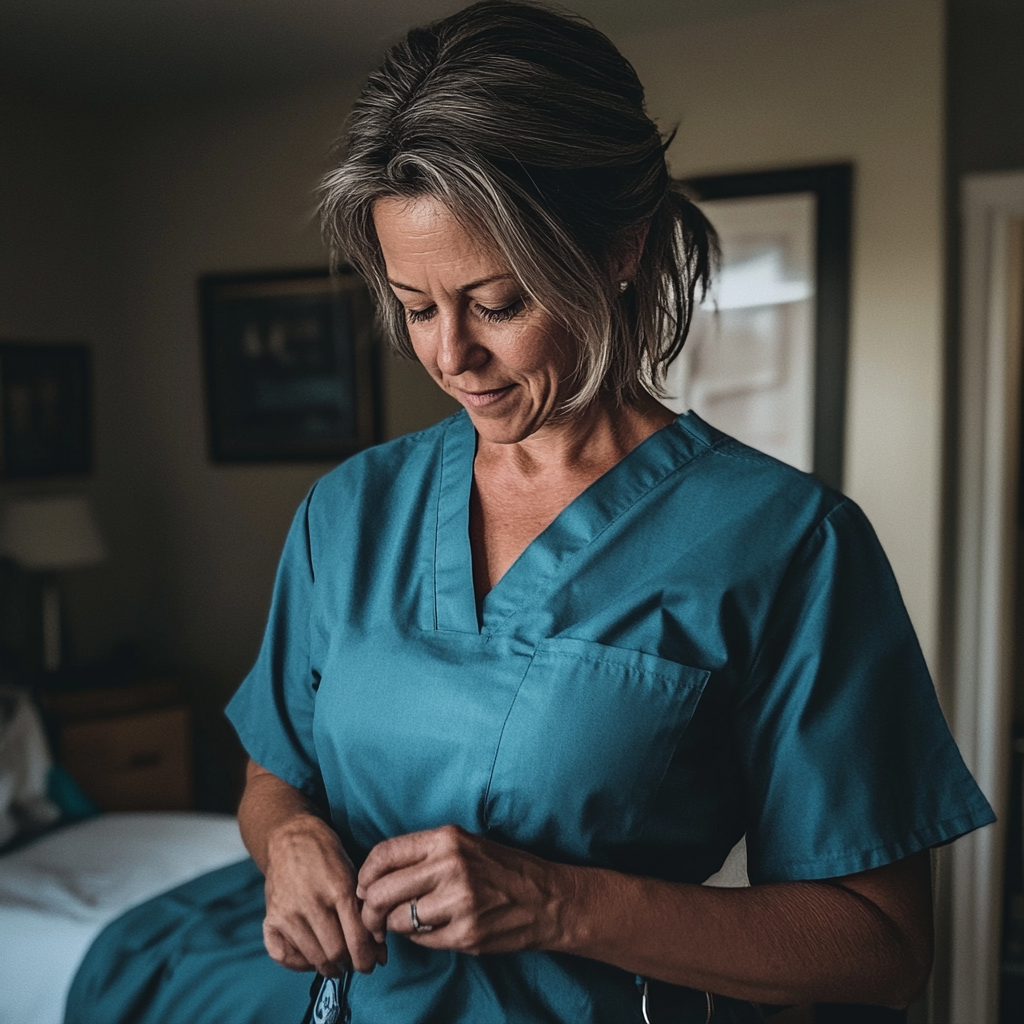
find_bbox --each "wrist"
[545,862,595,955]
[267,808,331,840]
[265,811,341,866]
[547,864,641,963]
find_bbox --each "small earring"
[618,280,629,293]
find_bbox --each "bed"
[0,681,312,1024]
[0,810,312,1024]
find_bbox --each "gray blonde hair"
[320,0,716,411]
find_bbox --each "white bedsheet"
[0,812,248,1024]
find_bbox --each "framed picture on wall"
[0,342,92,479]
[199,268,381,463]
[666,164,852,490]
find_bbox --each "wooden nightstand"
[42,679,194,811]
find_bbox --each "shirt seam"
[535,643,709,686]
[431,419,450,632]
[480,653,537,831]
[757,804,995,879]
[677,415,816,474]
[675,414,721,452]
[739,498,852,709]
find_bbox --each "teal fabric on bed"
[64,858,310,1024]
[47,765,99,822]
[227,410,994,1024]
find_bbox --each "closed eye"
[406,305,437,324]
[477,298,526,323]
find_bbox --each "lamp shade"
[0,495,107,571]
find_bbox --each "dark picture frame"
[683,163,853,491]
[0,342,92,480]
[199,268,381,463]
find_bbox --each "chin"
[468,418,533,445]
[464,406,548,445]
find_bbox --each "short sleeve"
[736,499,994,884]
[225,488,324,800]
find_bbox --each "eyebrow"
[386,273,515,295]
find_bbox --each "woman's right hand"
[238,759,386,977]
[263,815,387,976]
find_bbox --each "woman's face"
[373,196,578,445]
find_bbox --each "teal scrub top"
[227,410,994,1024]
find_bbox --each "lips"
[456,384,515,407]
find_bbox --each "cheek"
[521,326,576,380]
[501,322,552,372]
[408,330,439,372]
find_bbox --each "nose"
[435,313,489,377]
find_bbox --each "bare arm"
[559,846,932,1008]
[238,759,385,976]
[357,826,933,1009]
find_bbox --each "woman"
[228,3,994,1021]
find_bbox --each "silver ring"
[410,899,432,934]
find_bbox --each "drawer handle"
[128,751,163,770]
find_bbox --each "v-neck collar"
[432,410,709,636]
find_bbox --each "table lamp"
[0,495,107,673]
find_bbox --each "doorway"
[951,172,1024,1024]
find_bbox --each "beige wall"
[0,90,131,664]
[0,81,457,694]
[615,0,946,668]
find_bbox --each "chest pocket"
[484,637,709,862]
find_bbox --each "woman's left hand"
[356,825,573,955]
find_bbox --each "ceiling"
[0,0,821,101]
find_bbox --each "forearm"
[237,758,332,872]
[552,856,932,1009]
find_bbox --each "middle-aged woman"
[228,3,995,1022]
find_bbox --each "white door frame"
[950,170,1024,1024]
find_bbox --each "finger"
[305,903,357,976]
[358,826,475,909]
[268,909,351,977]
[386,897,451,939]
[357,830,438,892]
[334,891,387,972]
[388,888,535,956]
[263,921,316,972]
[267,893,383,975]
[360,862,441,938]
